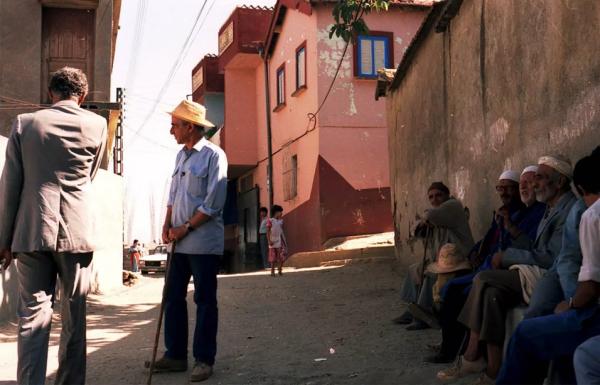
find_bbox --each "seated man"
[421,168,543,363]
[525,196,587,318]
[395,182,475,330]
[437,155,577,383]
[497,147,600,385]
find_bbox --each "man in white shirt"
[497,147,600,385]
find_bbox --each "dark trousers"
[439,280,470,358]
[497,305,600,385]
[164,253,219,365]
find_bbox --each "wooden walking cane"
[146,240,175,385]
[416,226,432,299]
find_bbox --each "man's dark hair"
[259,207,268,214]
[573,146,600,194]
[193,124,205,133]
[49,67,88,99]
[271,205,283,215]
[428,181,450,195]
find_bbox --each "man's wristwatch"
[184,221,194,234]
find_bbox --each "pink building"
[204,2,429,269]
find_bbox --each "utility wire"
[125,0,149,90]
[128,0,212,146]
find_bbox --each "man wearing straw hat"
[152,99,228,382]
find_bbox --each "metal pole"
[259,45,274,210]
[114,87,124,176]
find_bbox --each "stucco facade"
[382,0,600,261]
[261,3,428,254]
[215,2,428,260]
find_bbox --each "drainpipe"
[258,44,274,210]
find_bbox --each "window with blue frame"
[355,33,392,78]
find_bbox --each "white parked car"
[140,245,168,275]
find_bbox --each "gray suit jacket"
[0,100,107,253]
[502,191,577,269]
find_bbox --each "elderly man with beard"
[497,147,600,385]
[437,155,577,384]
[421,167,544,364]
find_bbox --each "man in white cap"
[438,155,578,384]
[151,100,228,382]
[498,147,600,385]
[423,168,544,364]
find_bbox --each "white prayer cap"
[538,155,573,179]
[521,165,538,176]
[499,170,520,183]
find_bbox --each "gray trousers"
[399,261,435,310]
[16,251,93,385]
[458,269,522,345]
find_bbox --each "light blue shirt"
[168,138,228,255]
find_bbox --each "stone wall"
[387,0,600,261]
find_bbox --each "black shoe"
[406,320,430,331]
[392,311,413,325]
[408,302,441,329]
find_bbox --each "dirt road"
[0,261,447,384]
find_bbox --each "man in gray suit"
[0,67,107,385]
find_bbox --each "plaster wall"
[388,0,600,260]
[223,68,259,166]
[268,9,320,214]
[315,6,427,190]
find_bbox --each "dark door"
[237,187,259,271]
[42,7,95,102]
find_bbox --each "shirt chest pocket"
[187,164,209,197]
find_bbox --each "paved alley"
[0,261,448,385]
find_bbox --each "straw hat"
[427,243,471,274]
[168,100,215,128]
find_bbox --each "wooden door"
[41,7,95,102]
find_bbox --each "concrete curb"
[285,245,395,268]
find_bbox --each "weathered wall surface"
[388,0,600,261]
[89,170,124,295]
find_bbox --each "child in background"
[267,205,287,276]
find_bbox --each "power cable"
[128,0,212,146]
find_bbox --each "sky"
[112,0,276,244]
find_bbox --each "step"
[285,245,395,269]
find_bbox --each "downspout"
[258,44,274,210]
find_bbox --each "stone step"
[285,245,395,269]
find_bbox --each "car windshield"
[156,246,167,254]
